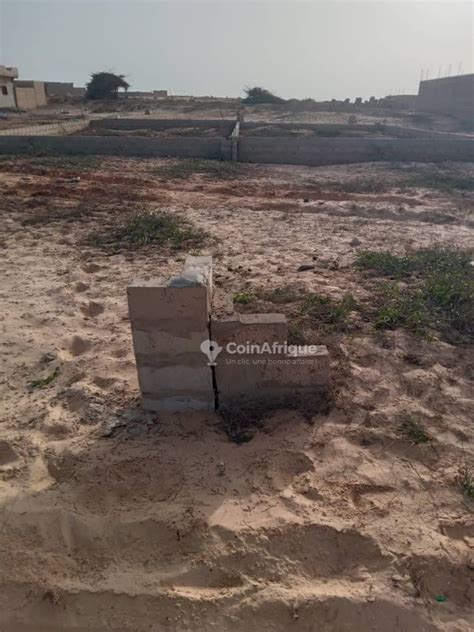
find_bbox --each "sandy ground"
[0,154,473,631]
[1,97,470,133]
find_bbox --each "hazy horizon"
[1,0,472,100]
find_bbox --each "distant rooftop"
[0,65,19,79]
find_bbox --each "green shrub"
[233,292,255,305]
[300,293,357,330]
[242,86,285,105]
[358,247,473,341]
[399,414,430,444]
[98,210,207,250]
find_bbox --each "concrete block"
[128,256,214,412]
[137,364,213,395]
[212,313,287,345]
[143,394,214,412]
[128,281,209,327]
[184,255,212,283]
[131,328,208,359]
[216,345,329,410]
[136,352,211,369]
[183,255,213,308]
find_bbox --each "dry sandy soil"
[1,97,470,133]
[0,153,473,631]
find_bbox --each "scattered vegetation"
[287,322,307,345]
[27,155,102,171]
[262,285,302,304]
[404,172,474,192]
[233,292,255,305]
[242,86,285,105]
[233,283,358,337]
[152,159,243,180]
[457,461,474,499]
[357,247,473,342]
[324,178,387,194]
[22,203,96,226]
[85,71,129,100]
[399,414,430,444]
[0,155,102,174]
[96,210,207,250]
[317,167,473,194]
[29,367,60,390]
[299,293,357,331]
[391,165,474,192]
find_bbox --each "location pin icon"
[200,339,223,366]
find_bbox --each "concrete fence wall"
[0,133,471,166]
[382,125,473,139]
[0,135,232,159]
[243,121,377,133]
[0,119,89,137]
[90,118,236,137]
[241,121,472,139]
[418,74,474,123]
[237,137,474,166]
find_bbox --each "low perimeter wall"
[0,119,90,136]
[241,121,472,139]
[238,137,474,166]
[0,135,472,165]
[0,135,232,160]
[90,118,236,137]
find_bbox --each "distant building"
[45,81,86,98]
[0,65,18,108]
[14,81,47,110]
[418,74,474,122]
[124,89,168,99]
[44,81,74,97]
[381,94,418,109]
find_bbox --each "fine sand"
[0,153,472,631]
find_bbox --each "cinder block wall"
[128,257,329,414]
[0,120,89,137]
[0,135,233,159]
[238,138,474,166]
[128,256,215,412]
[90,118,236,137]
[0,133,471,165]
[213,314,328,410]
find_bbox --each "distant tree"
[85,71,129,100]
[242,86,285,105]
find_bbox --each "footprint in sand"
[110,347,128,359]
[80,301,104,318]
[0,440,18,466]
[92,375,116,390]
[81,262,102,274]
[73,281,89,293]
[69,335,91,357]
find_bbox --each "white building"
[0,65,18,108]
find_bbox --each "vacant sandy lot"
[0,154,472,631]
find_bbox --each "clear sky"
[0,0,472,99]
